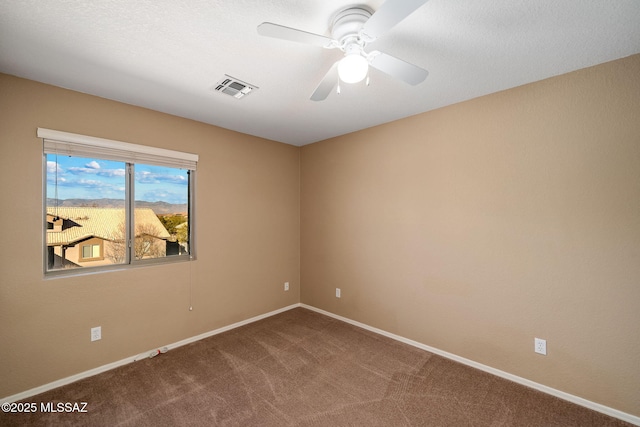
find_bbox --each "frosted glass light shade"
[338,54,368,84]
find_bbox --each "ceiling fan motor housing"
[331,7,373,45]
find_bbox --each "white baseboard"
[301,304,640,426]
[0,303,301,405]
[3,302,638,425]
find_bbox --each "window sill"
[44,254,194,280]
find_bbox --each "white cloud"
[68,166,125,177]
[46,161,62,173]
[101,168,126,177]
[77,179,112,188]
[135,171,188,185]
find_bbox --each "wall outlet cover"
[91,326,102,342]
[534,337,546,355]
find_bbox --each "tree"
[106,222,126,264]
[158,214,186,235]
[175,223,188,246]
[134,223,164,260]
[106,221,165,263]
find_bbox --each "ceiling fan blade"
[369,51,428,85]
[257,22,335,48]
[310,62,339,101]
[360,0,429,41]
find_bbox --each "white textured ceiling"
[1,0,639,146]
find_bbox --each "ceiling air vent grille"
[213,75,258,99]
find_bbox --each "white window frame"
[40,128,197,277]
[81,243,101,260]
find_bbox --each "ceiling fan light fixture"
[338,53,368,84]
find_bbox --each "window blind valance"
[38,128,198,170]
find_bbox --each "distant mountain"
[137,201,188,215]
[46,198,187,215]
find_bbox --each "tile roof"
[46,207,170,246]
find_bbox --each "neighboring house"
[46,207,171,269]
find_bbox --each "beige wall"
[0,74,300,397]
[301,55,640,416]
[2,54,639,418]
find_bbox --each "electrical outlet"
[91,326,101,342]
[284,282,289,291]
[336,288,341,298]
[534,338,546,355]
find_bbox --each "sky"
[46,155,189,204]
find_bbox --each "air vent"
[213,75,258,99]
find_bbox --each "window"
[81,243,101,260]
[41,128,197,276]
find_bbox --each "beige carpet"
[0,308,632,426]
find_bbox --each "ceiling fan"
[257,0,430,101]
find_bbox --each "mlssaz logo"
[40,402,88,413]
